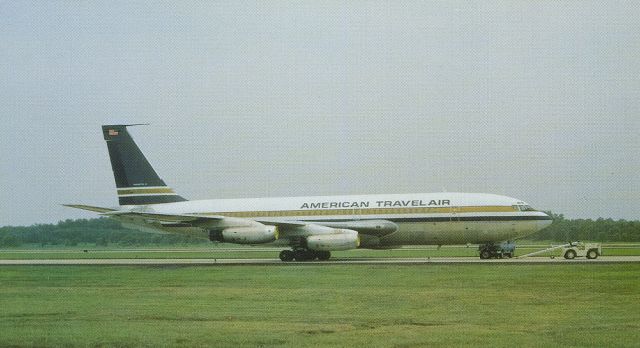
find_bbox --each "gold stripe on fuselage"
[198,205,518,218]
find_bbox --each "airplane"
[66,124,553,261]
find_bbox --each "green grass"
[0,264,638,347]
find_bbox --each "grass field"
[1,264,638,347]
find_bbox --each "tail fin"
[102,124,187,205]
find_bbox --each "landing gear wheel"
[316,251,331,261]
[293,249,306,261]
[279,250,294,262]
[293,249,316,261]
[586,249,598,259]
[564,249,577,260]
[480,250,491,259]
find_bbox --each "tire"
[480,250,491,259]
[279,250,294,262]
[586,249,598,259]
[317,251,331,261]
[293,249,314,261]
[564,249,577,260]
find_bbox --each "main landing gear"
[279,249,331,262]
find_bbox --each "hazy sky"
[1,2,638,226]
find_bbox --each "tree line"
[0,218,207,247]
[532,212,640,242]
[0,213,638,247]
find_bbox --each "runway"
[1,256,639,265]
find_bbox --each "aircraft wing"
[256,219,397,235]
[100,210,226,222]
[67,205,308,229]
[65,205,227,228]
[254,219,307,228]
[100,211,310,228]
[65,205,395,235]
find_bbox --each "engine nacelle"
[306,229,360,251]
[209,225,278,244]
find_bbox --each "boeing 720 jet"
[66,125,552,261]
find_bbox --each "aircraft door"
[450,206,460,222]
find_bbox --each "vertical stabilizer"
[102,125,187,205]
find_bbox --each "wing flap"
[254,219,307,228]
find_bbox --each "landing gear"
[279,250,294,262]
[316,250,331,261]
[294,249,314,261]
[278,249,331,262]
[280,236,332,262]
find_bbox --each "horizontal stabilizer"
[63,204,118,213]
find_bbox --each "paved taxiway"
[1,256,639,265]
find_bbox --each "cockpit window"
[513,204,535,211]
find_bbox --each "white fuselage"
[122,192,552,246]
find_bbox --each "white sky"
[0,2,638,226]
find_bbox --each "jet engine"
[306,229,360,251]
[209,225,278,244]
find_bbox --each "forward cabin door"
[450,205,465,243]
